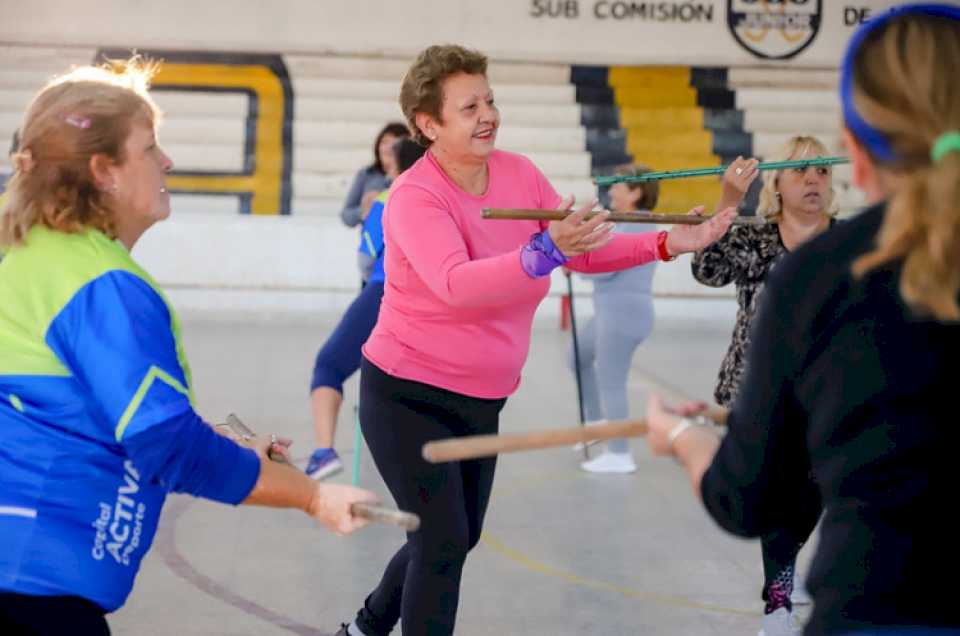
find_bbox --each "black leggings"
[353,358,506,636]
[761,479,823,611]
[0,593,110,635]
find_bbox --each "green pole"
[594,156,849,186]
[352,405,362,487]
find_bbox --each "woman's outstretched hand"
[547,196,614,257]
[664,206,737,256]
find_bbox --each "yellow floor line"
[482,471,761,618]
[479,532,759,618]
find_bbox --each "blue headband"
[840,3,960,164]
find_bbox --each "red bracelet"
[656,231,675,261]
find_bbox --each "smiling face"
[110,121,173,225]
[96,119,173,250]
[418,72,499,163]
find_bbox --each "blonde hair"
[850,14,960,321]
[0,57,161,247]
[399,45,488,147]
[613,164,659,211]
[756,135,838,222]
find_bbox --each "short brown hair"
[0,57,160,247]
[399,45,487,147]
[614,164,659,211]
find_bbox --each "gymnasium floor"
[109,311,815,635]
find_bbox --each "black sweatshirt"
[700,203,960,635]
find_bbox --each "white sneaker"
[580,451,637,474]
[758,607,801,636]
[791,575,812,606]
[572,419,607,451]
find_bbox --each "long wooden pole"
[423,418,649,463]
[421,406,728,464]
[481,209,765,225]
[221,414,420,532]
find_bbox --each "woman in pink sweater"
[336,45,735,636]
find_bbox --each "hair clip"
[63,113,92,129]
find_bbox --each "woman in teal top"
[0,59,377,635]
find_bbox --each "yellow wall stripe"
[153,61,288,215]
[611,66,721,212]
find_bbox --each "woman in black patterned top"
[693,137,838,408]
[691,135,838,636]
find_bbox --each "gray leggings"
[567,292,655,453]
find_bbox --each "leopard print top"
[691,222,788,407]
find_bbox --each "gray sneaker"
[758,607,801,636]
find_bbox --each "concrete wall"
[3,0,901,66]
[1,0,893,319]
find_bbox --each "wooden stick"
[422,418,649,463]
[220,414,421,532]
[351,502,420,532]
[482,209,765,226]
[422,405,728,464]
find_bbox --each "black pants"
[761,480,823,611]
[0,593,110,635]
[353,358,506,636]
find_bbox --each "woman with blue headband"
[645,4,960,634]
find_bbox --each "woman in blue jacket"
[306,138,426,479]
[0,59,378,635]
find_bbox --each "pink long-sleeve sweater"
[362,149,660,399]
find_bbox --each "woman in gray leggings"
[568,165,658,474]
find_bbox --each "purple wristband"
[520,230,568,278]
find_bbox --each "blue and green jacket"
[0,225,259,611]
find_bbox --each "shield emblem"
[728,0,823,60]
